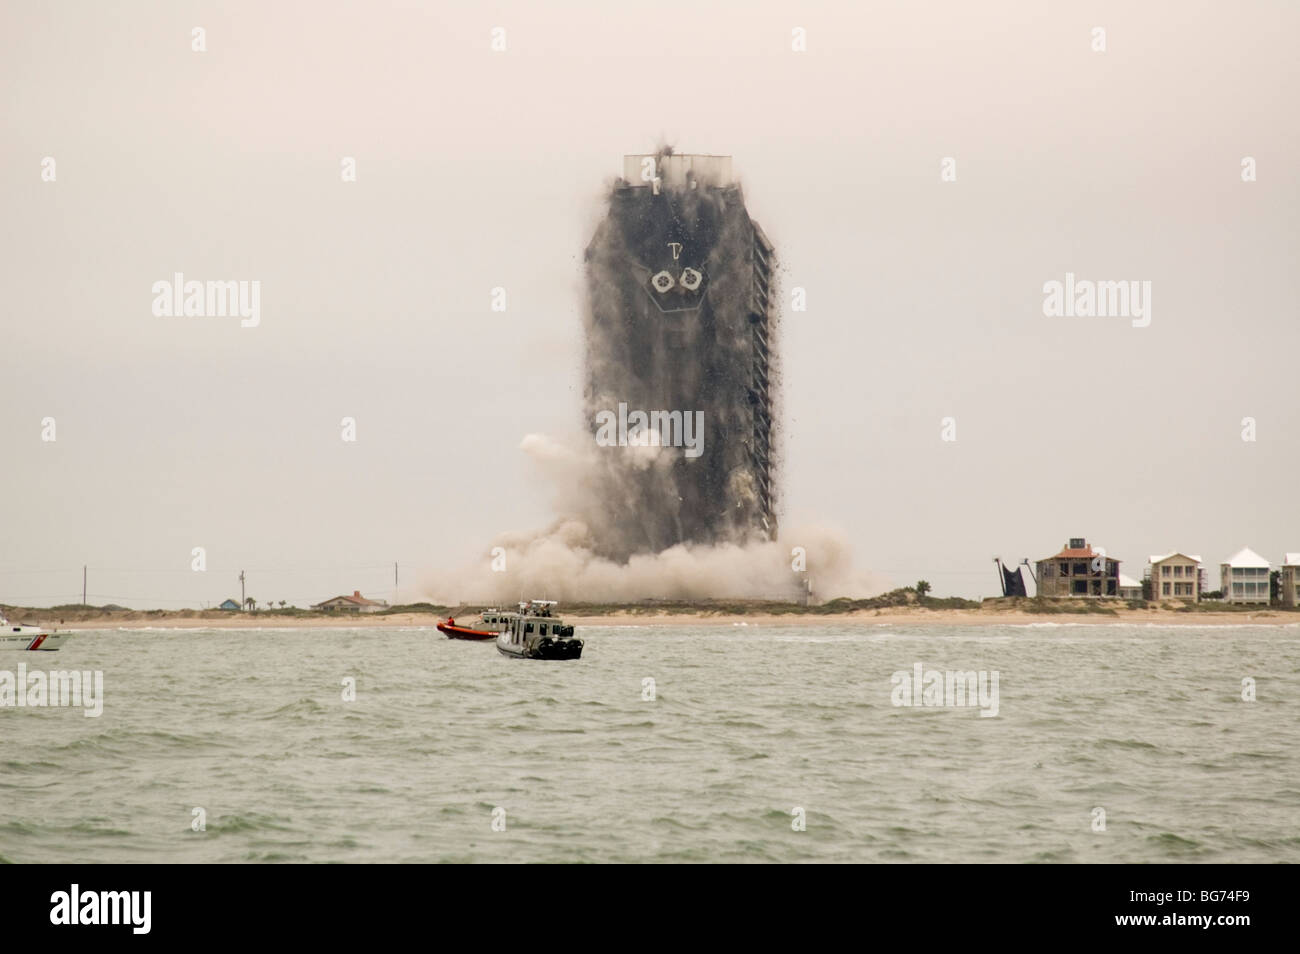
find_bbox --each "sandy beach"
[11,605,1298,630]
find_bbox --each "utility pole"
[82,565,86,606]
[394,562,399,599]
[239,570,246,611]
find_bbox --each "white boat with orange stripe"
[0,612,66,651]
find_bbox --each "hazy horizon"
[2,1,1297,609]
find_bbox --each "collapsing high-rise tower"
[583,152,777,560]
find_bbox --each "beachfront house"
[1118,574,1143,601]
[1281,554,1300,608]
[311,590,390,614]
[1035,537,1121,598]
[218,598,241,611]
[1148,552,1202,602]
[1220,548,1271,604]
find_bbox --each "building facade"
[1035,538,1121,598]
[1220,548,1271,604]
[583,152,777,559]
[1281,554,1300,608]
[312,591,389,614]
[1148,552,1202,602]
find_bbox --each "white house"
[1220,548,1271,604]
[1118,574,1143,601]
[1148,552,1202,602]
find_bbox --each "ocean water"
[2,622,1298,863]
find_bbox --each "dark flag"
[1002,565,1028,597]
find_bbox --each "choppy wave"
[1,623,1297,862]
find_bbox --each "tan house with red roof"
[311,590,390,614]
[1035,537,1121,598]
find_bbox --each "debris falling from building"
[430,152,888,603]
[582,151,779,560]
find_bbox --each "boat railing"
[517,599,559,618]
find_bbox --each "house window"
[1162,582,1171,595]
[1058,563,1068,577]
[1072,580,1088,595]
[1073,562,1087,576]
[1162,566,1170,576]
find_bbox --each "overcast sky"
[2,1,1296,607]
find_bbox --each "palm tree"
[915,580,932,600]
[244,597,257,612]
[278,600,287,610]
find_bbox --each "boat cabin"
[478,608,517,627]
[502,600,573,645]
